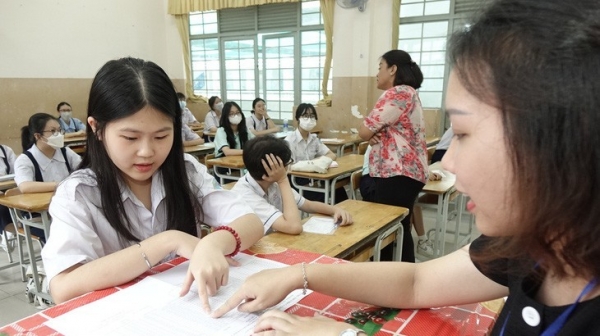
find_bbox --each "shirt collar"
[244,173,267,197]
[31,144,65,170]
[119,169,166,212]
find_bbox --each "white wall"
[0,0,184,79]
[332,0,393,78]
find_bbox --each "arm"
[250,127,281,136]
[213,244,508,317]
[264,155,303,235]
[221,146,244,156]
[316,141,336,161]
[183,138,205,146]
[299,200,353,226]
[64,130,85,138]
[18,181,58,193]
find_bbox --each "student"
[0,144,17,252]
[431,127,454,163]
[41,57,264,308]
[214,1,600,334]
[176,92,201,126]
[285,103,348,204]
[204,96,223,133]
[232,136,352,235]
[56,102,86,138]
[181,123,205,147]
[248,98,279,136]
[214,101,254,158]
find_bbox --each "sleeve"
[213,128,229,156]
[284,135,297,163]
[316,138,330,157]
[13,153,35,185]
[469,235,510,287]
[65,147,82,169]
[42,180,106,283]
[184,155,254,227]
[363,87,414,134]
[74,118,86,132]
[247,116,256,131]
[204,112,217,130]
[232,182,280,233]
[182,109,198,124]
[293,188,306,208]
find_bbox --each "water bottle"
[283,119,289,132]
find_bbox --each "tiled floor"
[0,199,479,327]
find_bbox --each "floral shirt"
[363,85,428,183]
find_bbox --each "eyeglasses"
[300,115,316,120]
[42,129,65,136]
[229,112,242,117]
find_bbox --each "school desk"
[183,143,215,158]
[0,192,54,304]
[289,154,363,205]
[0,248,504,336]
[254,199,407,262]
[320,134,364,157]
[205,155,245,185]
[203,130,216,142]
[0,179,16,191]
[63,135,86,147]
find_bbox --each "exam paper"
[45,254,309,336]
[303,216,337,235]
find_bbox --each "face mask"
[299,118,317,131]
[214,102,224,111]
[229,114,242,125]
[46,133,65,149]
[179,101,186,109]
[60,112,72,120]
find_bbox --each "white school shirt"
[0,145,17,175]
[284,129,330,162]
[181,124,201,141]
[436,128,454,150]
[204,110,220,131]
[14,145,81,185]
[181,108,199,125]
[232,172,305,233]
[42,154,256,283]
[213,127,255,157]
[248,114,268,131]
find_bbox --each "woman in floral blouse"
[359,49,428,262]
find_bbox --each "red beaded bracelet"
[215,226,241,257]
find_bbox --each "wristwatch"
[339,329,367,336]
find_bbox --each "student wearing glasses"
[56,102,86,138]
[232,136,352,235]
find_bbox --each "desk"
[205,156,245,185]
[64,135,86,147]
[183,143,214,157]
[289,154,363,205]
[0,249,503,336]
[426,136,440,147]
[204,130,216,142]
[255,199,407,262]
[0,192,54,304]
[321,134,363,157]
[0,179,16,191]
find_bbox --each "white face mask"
[229,114,242,125]
[46,133,65,149]
[179,101,186,109]
[60,112,72,120]
[299,117,317,131]
[214,102,224,111]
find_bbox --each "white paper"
[202,142,215,148]
[320,138,342,142]
[303,216,337,235]
[45,254,309,336]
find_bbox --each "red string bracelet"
[215,226,241,257]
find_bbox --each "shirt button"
[522,306,540,326]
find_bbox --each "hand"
[253,310,355,335]
[313,156,333,173]
[333,208,353,226]
[211,265,302,318]
[179,237,239,314]
[262,154,288,184]
[369,132,382,146]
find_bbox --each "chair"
[350,170,362,200]
[427,145,437,164]
[358,141,369,155]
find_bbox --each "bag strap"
[23,151,44,182]
[60,147,72,173]
[0,145,9,174]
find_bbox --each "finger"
[237,296,270,313]
[211,288,248,318]
[254,311,295,333]
[179,270,194,297]
[226,257,241,267]
[262,158,272,173]
[197,277,212,313]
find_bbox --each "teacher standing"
[359,50,428,262]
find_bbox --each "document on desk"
[303,216,337,234]
[45,254,309,336]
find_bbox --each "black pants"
[290,176,348,204]
[372,175,425,263]
[359,174,376,202]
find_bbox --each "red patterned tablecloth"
[0,248,502,335]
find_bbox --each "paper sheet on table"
[320,138,342,142]
[45,254,310,336]
[303,216,337,235]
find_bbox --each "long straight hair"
[219,101,250,150]
[80,57,202,242]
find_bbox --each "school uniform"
[0,145,17,233]
[182,124,201,141]
[204,110,220,131]
[58,117,86,134]
[213,127,255,158]
[14,145,81,186]
[42,154,257,284]
[248,114,269,132]
[232,172,306,233]
[181,107,198,125]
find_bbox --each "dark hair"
[208,96,220,110]
[451,0,600,279]
[294,103,318,122]
[251,98,265,114]
[380,50,423,89]
[219,102,250,151]
[21,113,57,152]
[56,102,72,112]
[243,136,292,181]
[81,57,201,242]
[176,92,186,100]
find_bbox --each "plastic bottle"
[283,119,289,132]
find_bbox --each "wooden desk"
[0,179,16,191]
[289,154,363,205]
[0,192,54,303]
[189,124,204,132]
[184,143,214,157]
[0,249,503,336]
[204,130,216,142]
[255,200,408,262]
[321,134,363,157]
[426,136,440,147]
[205,156,245,184]
[64,135,86,147]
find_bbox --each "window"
[189,1,331,121]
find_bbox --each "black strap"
[0,145,9,175]
[23,148,73,182]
